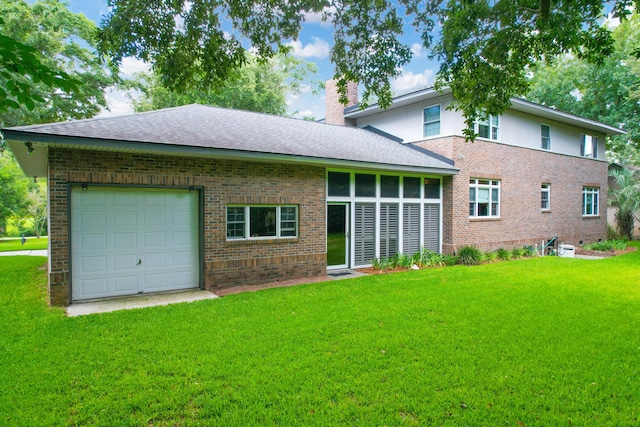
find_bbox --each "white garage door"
[71,187,199,301]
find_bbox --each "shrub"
[511,247,526,259]
[523,246,536,258]
[583,239,628,252]
[483,251,497,263]
[392,253,413,269]
[443,254,458,266]
[496,248,511,261]
[416,248,447,268]
[456,245,484,266]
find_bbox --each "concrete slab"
[0,250,47,256]
[66,289,218,317]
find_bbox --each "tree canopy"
[0,0,118,128]
[98,0,638,135]
[128,53,318,116]
[526,11,640,164]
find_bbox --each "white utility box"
[558,244,575,258]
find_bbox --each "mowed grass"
[0,236,48,252]
[1,248,640,426]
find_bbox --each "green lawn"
[2,249,640,426]
[0,236,48,252]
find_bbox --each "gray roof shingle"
[4,104,457,174]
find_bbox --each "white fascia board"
[4,132,459,178]
[344,87,451,119]
[509,98,626,136]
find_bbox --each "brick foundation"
[47,148,326,306]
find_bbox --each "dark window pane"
[403,177,421,198]
[380,175,399,198]
[328,172,350,197]
[355,173,376,197]
[424,178,440,199]
[250,207,276,237]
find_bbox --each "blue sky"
[65,1,441,119]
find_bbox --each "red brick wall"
[47,148,326,306]
[325,79,358,127]
[418,137,608,253]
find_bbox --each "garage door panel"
[144,252,166,268]
[144,273,167,290]
[143,231,166,248]
[144,210,166,226]
[81,234,107,250]
[113,211,138,227]
[113,253,140,272]
[79,211,107,228]
[82,278,108,297]
[113,192,137,206]
[114,275,139,292]
[72,187,199,301]
[114,232,137,249]
[80,256,107,274]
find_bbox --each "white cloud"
[292,109,314,119]
[570,88,583,101]
[119,57,151,78]
[391,69,435,92]
[303,6,336,26]
[411,43,426,58]
[287,37,330,59]
[97,87,137,118]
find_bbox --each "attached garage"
[70,186,200,301]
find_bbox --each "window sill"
[226,237,299,245]
[469,217,501,222]
[582,216,600,219]
[541,209,551,213]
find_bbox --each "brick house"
[4,85,623,306]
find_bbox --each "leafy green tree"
[526,11,640,164]
[98,0,638,136]
[0,0,118,128]
[129,54,318,116]
[0,152,30,234]
[609,167,640,240]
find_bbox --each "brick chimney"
[325,79,358,126]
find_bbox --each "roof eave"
[4,130,458,178]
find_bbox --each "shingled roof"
[4,104,458,177]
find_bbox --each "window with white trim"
[474,114,499,140]
[423,105,441,137]
[582,187,599,217]
[580,134,598,158]
[469,179,500,218]
[226,205,298,239]
[541,124,551,150]
[541,183,550,210]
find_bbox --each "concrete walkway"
[66,289,218,317]
[0,249,48,256]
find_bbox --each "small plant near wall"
[456,246,483,266]
[510,247,526,259]
[583,239,628,251]
[496,248,511,261]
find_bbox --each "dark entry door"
[327,203,349,268]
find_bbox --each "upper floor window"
[582,187,599,217]
[469,178,500,218]
[423,105,441,137]
[227,205,298,240]
[581,134,598,158]
[474,114,499,140]
[541,183,550,210]
[541,124,551,150]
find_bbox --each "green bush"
[456,245,484,266]
[511,247,526,259]
[483,251,498,263]
[443,254,458,266]
[583,239,628,251]
[523,246,537,258]
[416,248,447,268]
[496,248,511,261]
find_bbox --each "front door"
[327,203,349,269]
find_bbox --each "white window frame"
[541,124,551,150]
[474,114,500,141]
[423,105,441,137]
[469,178,500,218]
[541,183,550,211]
[581,134,599,159]
[226,205,298,240]
[582,187,599,217]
